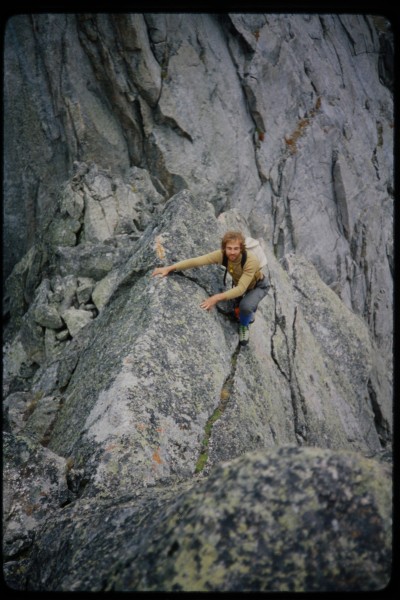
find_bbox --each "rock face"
[2,12,393,592]
[6,447,392,592]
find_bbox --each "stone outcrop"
[4,445,392,592]
[2,12,393,592]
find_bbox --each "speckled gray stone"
[13,446,392,592]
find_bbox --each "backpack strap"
[223,253,228,286]
[223,251,247,287]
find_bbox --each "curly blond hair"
[221,231,246,253]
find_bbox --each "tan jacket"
[173,249,262,300]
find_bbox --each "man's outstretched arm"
[151,250,222,278]
[151,249,227,311]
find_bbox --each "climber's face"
[225,240,242,262]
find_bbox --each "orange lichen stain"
[154,236,166,260]
[285,137,295,150]
[258,131,265,142]
[285,118,310,154]
[152,448,163,465]
[136,423,147,431]
[156,427,165,433]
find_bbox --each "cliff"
[2,12,393,592]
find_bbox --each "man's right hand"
[151,266,173,277]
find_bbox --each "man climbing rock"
[151,231,270,346]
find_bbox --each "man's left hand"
[200,298,216,311]
[200,293,224,311]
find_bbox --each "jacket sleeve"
[173,249,222,271]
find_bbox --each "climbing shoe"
[239,325,250,346]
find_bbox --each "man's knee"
[239,298,253,316]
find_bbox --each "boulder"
[76,277,95,305]
[62,307,93,338]
[33,305,63,330]
[16,447,392,592]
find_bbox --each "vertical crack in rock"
[285,197,297,252]
[271,290,307,443]
[332,154,351,241]
[270,288,289,381]
[290,306,308,443]
[270,160,288,259]
[195,345,241,473]
[142,127,188,196]
[220,14,267,184]
[367,379,390,448]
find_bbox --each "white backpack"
[245,237,268,269]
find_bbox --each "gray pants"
[233,276,270,326]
